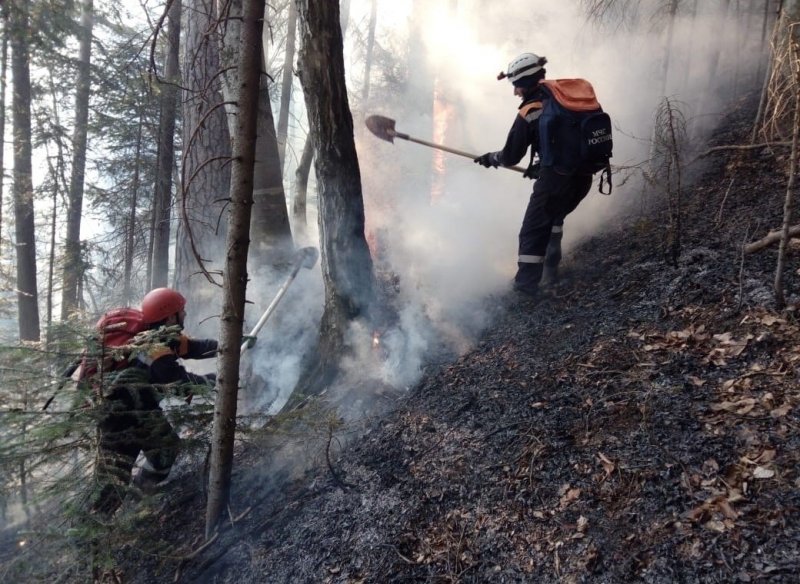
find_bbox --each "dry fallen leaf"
[770,404,792,418]
[752,466,775,479]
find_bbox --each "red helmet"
[141,287,186,324]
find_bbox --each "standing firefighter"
[474,52,612,298]
[90,287,217,517]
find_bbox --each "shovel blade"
[365,115,397,143]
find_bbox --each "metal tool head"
[365,115,397,143]
[299,246,319,269]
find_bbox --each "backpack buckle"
[598,164,612,195]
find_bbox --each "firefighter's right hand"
[474,152,498,168]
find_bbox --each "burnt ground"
[8,92,800,583]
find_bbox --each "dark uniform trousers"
[92,378,180,517]
[515,168,593,293]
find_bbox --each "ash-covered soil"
[80,93,800,583]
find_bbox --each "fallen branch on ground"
[689,141,792,165]
[744,224,800,254]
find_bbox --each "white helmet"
[498,52,547,84]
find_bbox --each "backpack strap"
[518,101,543,122]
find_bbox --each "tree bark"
[61,0,93,319]
[10,0,40,342]
[151,0,182,289]
[276,0,297,167]
[205,0,263,538]
[290,0,378,402]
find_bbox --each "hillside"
[12,92,797,584]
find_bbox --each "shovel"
[365,114,526,174]
[240,246,319,355]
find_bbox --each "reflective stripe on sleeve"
[518,254,545,264]
[551,225,563,234]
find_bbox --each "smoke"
[237,0,763,415]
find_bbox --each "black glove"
[474,152,498,168]
[523,163,540,180]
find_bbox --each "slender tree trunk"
[47,167,57,342]
[151,0,182,289]
[61,0,94,320]
[289,0,379,402]
[277,1,297,167]
[361,0,377,106]
[205,0,264,539]
[292,133,313,228]
[658,0,679,98]
[0,3,8,248]
[775,27,800,308]
[10,0,40,342]
[124,116,144,304]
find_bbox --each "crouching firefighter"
[90,287,217,518]
[474,52,613,298]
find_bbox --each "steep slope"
[118,93,800,584]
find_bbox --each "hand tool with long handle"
[365,114,526,174]
[241,247,319,355]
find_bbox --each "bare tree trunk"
[61,0,93,319]
[151,0,182,289]
[775,27,800,308]
[124,116,144,304]
[0,3,8,247]
[277,0,297,167]
[10,0,40,341]
[658,0,679,98]
[753,5,784,142]
[176,0,231,305]
[290,0,378,401]
[292,133,313,229]
[205,0,264,538]
[361,0,377,106]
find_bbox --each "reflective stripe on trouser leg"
[545,223,563,268]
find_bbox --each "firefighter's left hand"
[523,163,540,180]
[242,335,257,349]
[474,152,498,168]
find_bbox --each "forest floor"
[6,93,800,583]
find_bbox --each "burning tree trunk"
[290,0,379,401]
[205,0,264,538]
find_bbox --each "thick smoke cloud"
[238,0,760,415]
